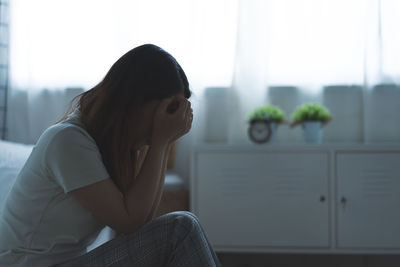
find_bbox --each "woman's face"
[129,93,185,149]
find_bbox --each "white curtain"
[7,0,238,139]
[7,0,400,180]
[220,0,400,145]
[7,0,238,183]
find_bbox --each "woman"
[0,44,222,266]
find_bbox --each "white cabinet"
[191,145,400,253]
[337,152,400,248]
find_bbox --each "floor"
[216,253,400,267]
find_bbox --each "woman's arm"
[70,140,169,234]
[144,142,171,221]
[124,139,169,226]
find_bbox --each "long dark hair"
[59,44,191,193]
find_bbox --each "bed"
[0,139,189,251]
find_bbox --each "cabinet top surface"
[192,143,400,152]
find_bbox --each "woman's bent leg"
[166,211,222,267]
[56,211,222,267]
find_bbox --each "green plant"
[248,105,286,123]
[291,103,331,126]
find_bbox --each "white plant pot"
[302,121,323,144]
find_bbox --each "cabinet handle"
[319,195,326,202]
[341,197,347,204]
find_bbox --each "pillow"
[0,140,33,215]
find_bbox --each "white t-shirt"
[0,110,110,266]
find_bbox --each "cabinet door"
[193,151,329,248]
[337,152,400,248]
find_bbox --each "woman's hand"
[168,97,193,143]
[151,96,193,145]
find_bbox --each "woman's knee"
[167,210,197,217]
[167,211,199,221]
[166,211,201,229]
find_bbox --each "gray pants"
[56,211,222,267]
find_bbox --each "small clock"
[248,119,271,144]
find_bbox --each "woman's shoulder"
[41,109,87,140]
[37,121,95,154]
[43,121,86,140]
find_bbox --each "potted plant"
[247,105,286,143]
[291,103,332,144]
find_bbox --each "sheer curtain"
[7,0,400,180]
[226,0,400,144]
[7,0,238,183]
[7,0,238,143]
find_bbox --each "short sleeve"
[45,126,110,193]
